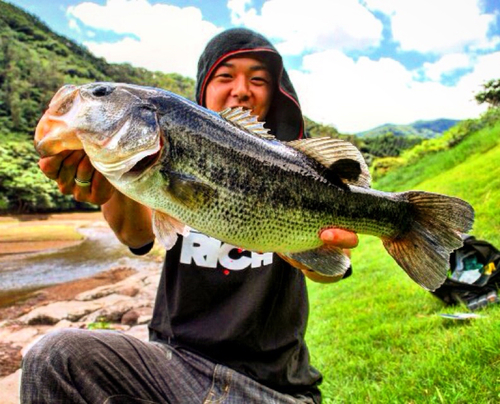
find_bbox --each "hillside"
[307,109,500,403]
[357,118,460,139]
[0,0,195,138]
[0,0,199,213]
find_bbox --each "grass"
[307,121,500,402]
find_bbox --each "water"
[0,222,159,295]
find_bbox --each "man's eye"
[217,73,232,79]
[252,77,269,85]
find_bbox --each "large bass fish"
[34,83,474,291]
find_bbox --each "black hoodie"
[196,27,305,141]
[149,28,322,402]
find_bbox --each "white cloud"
[228,0,384,55]
[68,18,81,33]
[423,54,472,81]
[67,0,221,77]
[290,50,494,133]
[365,0,498,54]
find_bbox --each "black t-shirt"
[149,230,322,401]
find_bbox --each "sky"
[6,0,500,133]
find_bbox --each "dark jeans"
[21,329,314,403]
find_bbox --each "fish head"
[35,82,164,181]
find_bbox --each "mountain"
[356,119,461,139]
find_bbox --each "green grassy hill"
[307,116,500,403]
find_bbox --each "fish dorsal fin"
[219,107,275,140]
[287,137,371,188]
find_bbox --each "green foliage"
[475,78,500,107]
[87,317,113,330]
[304,116,340,138]
[0,138,79,212]
[0,0,195,212]
[361,132,423,158]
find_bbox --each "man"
[22,28,357,403]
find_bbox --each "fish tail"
[383,191,474,291]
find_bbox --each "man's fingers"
[89,171,115,205]
[320,228,359,249]
[74,171,115,205]
[58,151,86,194]
[75,155,94,183]
[38,150,73,180]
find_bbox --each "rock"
[0,343,22,377]
[118,286,140,297]
[144,274,161,286]
[0,326,39,346]
[121,310,140,326]
[80,296,150,324]
[0,264,162,404]
[18,294,127,325]
[121,307,153,326]
[0,369,21,404]
[75,282,140,301]
[124,324,149,342]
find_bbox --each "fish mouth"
[128,147,162,174]
[34,85,83,157]
[91,136,163,182]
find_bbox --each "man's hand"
[320,228,358,258]
[38,150,115,205]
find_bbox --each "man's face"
[205,56,274,121]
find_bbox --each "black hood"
[196,28,304,141]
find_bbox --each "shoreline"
[0,211,102,256]
[0,211,134,315]
[0,266,139,321]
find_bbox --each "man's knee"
[23,328,96,369]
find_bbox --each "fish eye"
[92,85,115,97]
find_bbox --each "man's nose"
[231,76,251,100]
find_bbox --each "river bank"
[0,211,163,302]
[0,211,163,403]
[0,211,102,255]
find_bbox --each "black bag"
[431,235,500,310]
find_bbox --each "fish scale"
[34,82,475,291]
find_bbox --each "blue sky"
[6,0,500,133]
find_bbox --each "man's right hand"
[38,150,115,206]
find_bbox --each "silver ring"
[75,178,92,187]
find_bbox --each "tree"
[475,79,500,107]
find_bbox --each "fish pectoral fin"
[286,137,371,188]
[283,245,351,277]
[152,210,190,250]
[167,171,217,209]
